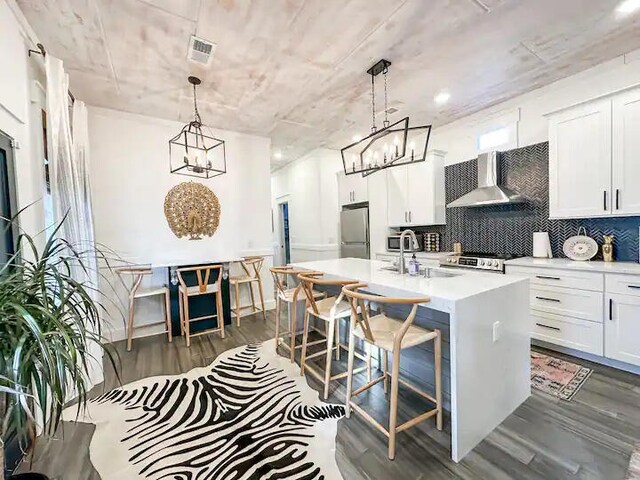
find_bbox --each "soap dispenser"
[408,253,419,276]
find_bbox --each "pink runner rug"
[530,351,592,401]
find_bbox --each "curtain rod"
[28,43,76,104]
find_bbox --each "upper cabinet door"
[338,171,368,206]
[352,172,369,204]
[612,88,640,216]
[549,98,612,219]
[387,165,408,227]
[406,153,446,226]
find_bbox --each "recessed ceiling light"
[273,151,283,159]
[434,91,451,105]
[617,0,640,13]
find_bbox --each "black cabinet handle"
[536,296,561,303]
[536,323,561,331]
[536,275,561,280]
[616,189,620,210]
[628,285,640,290]
[603,191,608,211]
[609,298,613,321]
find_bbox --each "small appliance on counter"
[387,233,423,252]
[423,232,441,252]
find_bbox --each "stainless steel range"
[439,252,520,273]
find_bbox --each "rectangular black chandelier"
[361,124,432,178]
[341,116,409,176]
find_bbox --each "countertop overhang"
[291,258,528,311]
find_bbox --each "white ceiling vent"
[187,35,216,66]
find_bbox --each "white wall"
[271,148,342,263]
[88,107,274,340]
[0,0,46,242]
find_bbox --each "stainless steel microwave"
[386,233,423,252]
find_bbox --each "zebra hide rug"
[62,341,346,480]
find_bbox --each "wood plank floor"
[20,311,640,480]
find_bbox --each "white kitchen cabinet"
[386,165,409,225]
[548,86,640,219]
[338,171,368,206]
[606,293,640,367]
[612,88,640,216]
[548,98,612,219]
[386,151,446,227]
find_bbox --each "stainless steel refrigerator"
[340,206,369,259]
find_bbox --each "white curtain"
[45,55,104,388]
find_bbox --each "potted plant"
[0,217,119,479]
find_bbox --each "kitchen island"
[292,258,531,462]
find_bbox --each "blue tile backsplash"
[421,142,639,262]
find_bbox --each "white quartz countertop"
[292,258,527,310]
[376,251,452,259]
[505,257,640,275]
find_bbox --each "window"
[477,126,510,151]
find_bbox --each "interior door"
[386,165,408,227]
[606,293,640,367]
[549,98,612,218]
[612,88,640,216]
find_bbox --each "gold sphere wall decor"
[164,182,220,240]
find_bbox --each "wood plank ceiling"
[17,0,640,169]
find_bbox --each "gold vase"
[602,235,614,262]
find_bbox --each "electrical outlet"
[492,321,501,342]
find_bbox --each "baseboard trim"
[532,339,640,375]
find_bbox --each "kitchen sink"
[379,264,459,278]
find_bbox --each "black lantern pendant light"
[169,76,227,179]
[341,60,432,177]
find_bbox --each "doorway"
[0,131,17,269]
[278,201,291,265]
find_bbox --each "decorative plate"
[563,227,597,261]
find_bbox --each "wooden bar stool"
[176,265,225,347]
[298,273,372,400]
[230,256,267,326]
[270,266,325,363]
[342,283,442,460]
[116,265,171,352]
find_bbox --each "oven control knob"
[447,258,452,263]
[493,260,499,267]
[479,260,485,267]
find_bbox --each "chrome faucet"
[398,229,418,275]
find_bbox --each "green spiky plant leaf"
[0,210,121,477]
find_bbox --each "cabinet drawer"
[532,311,603,355]
[507,266,603,292]
[605,274,640,297]
[531,286,603,323]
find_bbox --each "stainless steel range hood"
[447,151,524,208]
